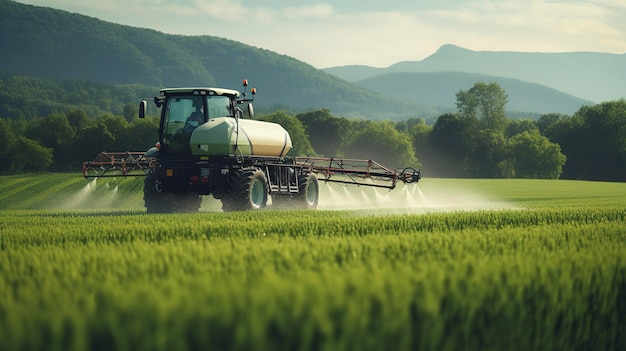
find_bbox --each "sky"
[17,0,626,68]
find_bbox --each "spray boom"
[295,157,420,189]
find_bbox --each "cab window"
[163,96,204,153]
[207,96,231,118]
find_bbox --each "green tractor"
[83,80,420,212]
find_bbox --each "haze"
[15,0,626,68]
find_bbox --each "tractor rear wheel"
[222,168,268,212]
[271,173,319,210]
[144,172,201,213]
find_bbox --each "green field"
[1,174,625,351]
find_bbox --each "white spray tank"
[189,117,292,157]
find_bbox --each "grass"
[0,173,625,351]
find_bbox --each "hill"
[0,0,435,120]
[325,44,626,103]
[356,72,593,115]
[2,1,621,120]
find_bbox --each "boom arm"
[295,157,420,189]
[82,152,155,178]
[82,152,420,189]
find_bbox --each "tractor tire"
[221,168,268,212]
[144,172,201,214]
[271,173,319,210]
[294,173,319,210]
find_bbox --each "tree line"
[0,109,159,173]
[0,83,624,181]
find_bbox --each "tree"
[344,121,418,169]
[0,118,53,173]
[535,113,567,135]
[472,130,510,178]
[396,118,426,134]
[10,136,54,173]
[542,100,626,181]
[26,113,75,149]
[296,109,351,157]
[409,120,432,162]
[509,130,566,179]
[0,118,17,173]
[71,123,116,163]
[24,112,76,170]
[95,113,129,140]
[573,100,626,181]
[122,102,137,122]
[126,116,159,150]
[506,119,538,138]
[541,115,584,179]
[456,82,508,132]
[424,113,478,177]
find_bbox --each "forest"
[1,81,624,182]
[1,1,624,182]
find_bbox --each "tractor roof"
[160,87,241,98]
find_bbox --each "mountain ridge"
[1,0,620,120]
[325,43,626,103]
[355,71,592,115]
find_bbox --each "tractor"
[83,80,420,212]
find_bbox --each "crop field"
[1,174,625,351]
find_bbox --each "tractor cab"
[138,81,256,155]
[159,91,232,154]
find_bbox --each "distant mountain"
[1,0,619,120]
[325,44,626,103]
[356,72,593,115]
[0,0,435,120]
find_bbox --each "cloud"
[193,0,246,21]
[14,0,626,68]
[282,4,335,20]
[253,8,275,23]
[400,0,626,55]
[210,0,625,67]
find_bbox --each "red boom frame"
[82,152,420,189]
[82,152,155,178]
[295,157,420,189]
